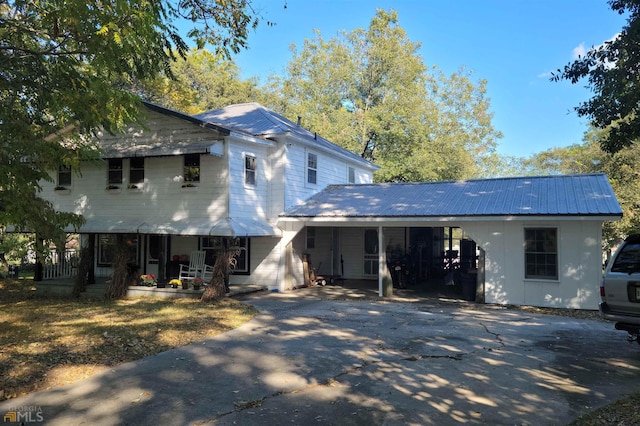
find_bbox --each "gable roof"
[281,173,622,218]
[99,102,232,158]
[195,103,379,170]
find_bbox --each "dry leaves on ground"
[0,279,258,401]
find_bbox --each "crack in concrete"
[403,353,464,361]
[480,322,505,346]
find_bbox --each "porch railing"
[42,249,78,280]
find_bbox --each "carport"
[278,174,622,309]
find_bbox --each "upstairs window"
[57,165,72,187]
[348,167,355,183]
[307,152,317,185]
[524,228,558,280]
[129,157,144,185]
[108,159,123,185]
[245,155,256,186]
[184,154,200,184]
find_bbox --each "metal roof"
[281,173,623,218]
[195,103,379,169]
[67,217,281,237]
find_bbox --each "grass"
[0,278,258,401]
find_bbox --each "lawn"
[0,278,258,401]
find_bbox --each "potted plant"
[169,279,181,289]
[192,277,204,290]
[139,274,157,287]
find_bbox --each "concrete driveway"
[2,286,640,425]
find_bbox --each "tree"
[523,128,640,248]
[0,0,261,238]
[201,238,240,302]
[261,9,502,182]
[552,0,640,153]
[135,49,260,114]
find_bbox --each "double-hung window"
[245,155,256,186]
[348,167,355,183]
[108,159,123,186]
[184,154,200,185]
[129,157,144,185]
[524,228,558,280]
[307,152,317,185]
[57,165,72,188]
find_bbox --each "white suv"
[600,234,640,342]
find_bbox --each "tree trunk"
[106,243,132,300]
[72,246,91,298]
[201,240,240,302]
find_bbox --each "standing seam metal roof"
[281,173,622,218]
[195,103,378,169]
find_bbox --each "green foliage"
[135,49,260,114]
[523,128,640,248]
[261,9,502,182]
[551,0,640,153]
[0,0,260,237]
[0,233,31,266]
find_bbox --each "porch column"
[87,234,96,284]
[378,226,392,297]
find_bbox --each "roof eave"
[278,214,623,223]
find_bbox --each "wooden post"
[379,226,392,297]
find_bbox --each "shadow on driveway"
[1,285,638,425]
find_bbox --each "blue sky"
[230,1,627,158]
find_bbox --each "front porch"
[33,277,268,299]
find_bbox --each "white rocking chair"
[178,251,213,284]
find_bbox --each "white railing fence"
[42,249,78,280]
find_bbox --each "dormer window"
[307,152,317,185]
[245,155,256,186]
[184,154,200,184]
[108,159,123,186]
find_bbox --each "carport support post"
[378,226,392,297]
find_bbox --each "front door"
[146,235,163,278]
[363,228,379,276]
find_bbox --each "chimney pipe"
[297,116,302,126]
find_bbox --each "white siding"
[41,155,229,225]
[283,139,375,210]
[268,143,287,217]
[227,139,269,219]
[229,237,281,286]
[464,220,604,309]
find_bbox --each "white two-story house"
[39,102,378,287]
[38,101,623,309]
